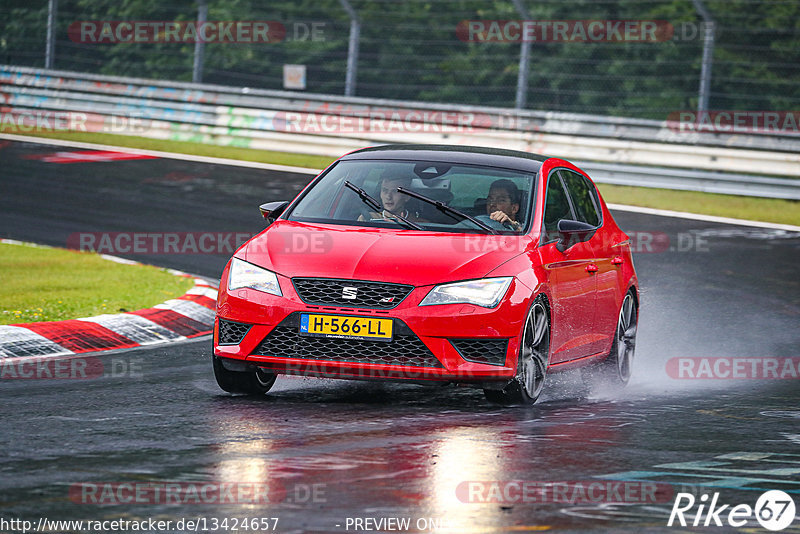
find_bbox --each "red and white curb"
[0,240,218,359]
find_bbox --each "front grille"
[218,319,251,345]
[252,314,442,368]
[292,278,413,309]
[450,338,509,366]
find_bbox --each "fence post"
[192,0,208,83]
[339,0,360,96]
[45,0,58,69]
[512,0,530,109]
[691,0,715,113]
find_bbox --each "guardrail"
[574,161,800,199]
[2,64,799,199]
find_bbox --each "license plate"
[299,314,393,341]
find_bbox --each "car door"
[539,169,597,364]
[559,169,616,356]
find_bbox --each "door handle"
[611,255,624,265]
[586,263,598,273]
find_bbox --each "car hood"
[241,220,531,286]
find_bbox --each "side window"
[543,171,572,235]
[559,170,601,227]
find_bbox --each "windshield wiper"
[343,181,423,230]
[396,187,498,234]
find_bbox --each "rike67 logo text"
[668,490,796,531]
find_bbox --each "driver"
[486,179,523,231]
[358,175,421,221]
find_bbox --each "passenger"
[486,179,523,231]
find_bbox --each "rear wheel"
[584,290,637,388]
[484,297,549,405]
[213,354,277,395]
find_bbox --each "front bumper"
[214,273,530,383]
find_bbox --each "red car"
[213,145,638,404]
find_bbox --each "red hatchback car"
[213,145,638,404]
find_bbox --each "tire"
[484,297,550,405]
[213,355,277,396]
[584,290,638,388]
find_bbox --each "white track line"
[606,204,800,232]
[3,133,796,231]
[0,132,322,175]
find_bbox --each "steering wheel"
[474,214,516,230]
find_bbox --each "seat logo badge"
[342,287,358,300]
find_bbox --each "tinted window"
[560,170,601,227]
[287,160,536,234]
[543,171,572,235]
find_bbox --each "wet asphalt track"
[1,139,799,533]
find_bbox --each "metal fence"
[2,0,799,120]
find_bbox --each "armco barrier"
[1,64,799,198]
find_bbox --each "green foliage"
[1,0,798,118]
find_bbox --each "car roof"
[340,144,547,173]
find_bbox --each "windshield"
[287,159,537,234]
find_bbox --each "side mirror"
[556,219,596,253]
[259,201,289,224]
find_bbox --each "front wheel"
[484,298,550,405]
[213,355,277,396]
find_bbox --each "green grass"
[0,242,195,325]
[597,184,800,226]
[7,130,800,227]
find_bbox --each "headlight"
[419,277,512,308]
[227,258,282,296]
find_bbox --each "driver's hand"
[489,210,511,224]
[489,211,521,230]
